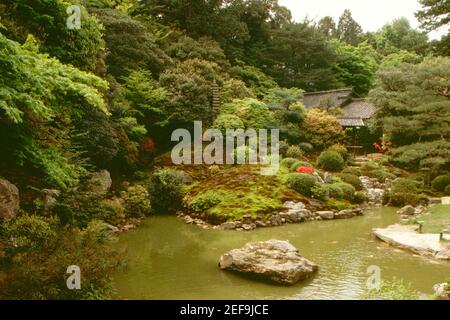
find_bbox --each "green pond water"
[112,208,449,300]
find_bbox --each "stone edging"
[178,201,364,231]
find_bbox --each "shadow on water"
[112,208,449,300]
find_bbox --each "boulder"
[221,222,237,230]
[0,178,19,221]
[335,210,355,219]
[317,211,334,220]
[241,214,253,225]
[373,224,450,260]
[268,214,283,226]
[298,209,313,219]
[397,205,416,216]
[88,170,112,193]
[179,171,194,185]
[218,240,318,285]
[242,223,256,231]
[283,201,305,211]
[433,283,450,300]
[255,220,267,228]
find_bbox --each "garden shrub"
[97,199,126,226]
[337,173,363,191]
[190,192,222,213]
[317,151,345,171]
[301,109,345,150]
[0,219,124,299]
[334,182,356,200]
[0,214,58,255]
[285,173,317,196]
[281,158,299,169]
[298,142,314,153]
[324,184,345,200]
[327,144,349,161]
[220,78,255,103]
[285,146,303,159]
[123,185,151,217]
[212,114,245,134]
[220,98,273,129]
[149,169,185,213]
[361,161,380,173]
[290,161,313,172]
[445,185,450,196]
[342,167,362,176]
[432,174,450,192]
[352,192,367,204]
[311,185,328,200]
[368,169,397,182]
[387,178,421,207]
[278,141,290,157]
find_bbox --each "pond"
[112,208,449,300]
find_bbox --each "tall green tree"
[0,34,108,188]
[416,0,450,31]
[369,56,450,172]
[268,22,340,91]
[332,40,378,95]
[375,18,429,55]
[92,8,170,78]
[1,0,105,72]
[318,16,337,38]
[337,9,363,46]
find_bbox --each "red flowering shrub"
[296,166,314,175]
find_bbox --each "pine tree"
[337,9,363,46]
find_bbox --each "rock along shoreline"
[177,201,365,231]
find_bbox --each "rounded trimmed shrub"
[342,167,362,176]
[445,185,450,196]
[281,157,299,169]
[123,185,151,217]
[337,173,363,191]
[361,161,380,173]
[432,174,450,192]
[149,169,185,213]
[278,141,289,157]
[317,151,345,171]
[285,173,317,196]
[286,146,303,159]
[368,169,396,182]
[212,114,244,134]
[334,182,356,200]
[327,144,348,161]
[290,160,313,172]
[190,192,222,213]
[325,184,345,199]
[387,178,421,207]
[352,192,366,204]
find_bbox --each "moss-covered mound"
[184,165,306,224]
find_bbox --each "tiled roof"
[341,99,376,119]
[338,118,365,127]
[303,88,353,109]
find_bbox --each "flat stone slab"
[373,224,450,260]
[218,240,318,285]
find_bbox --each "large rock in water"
[218,240,318,285]
[0,178,20,221]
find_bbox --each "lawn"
[419,205,450,234]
